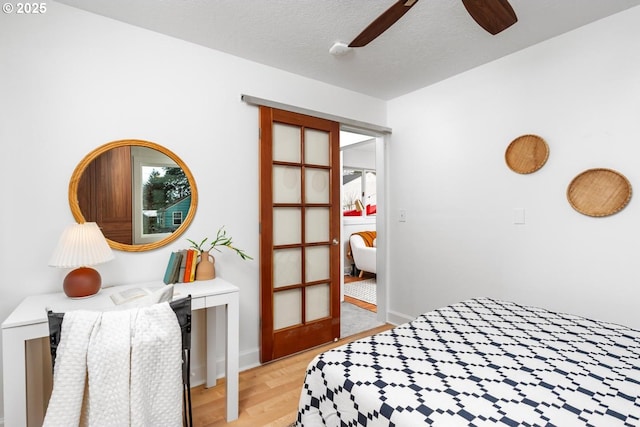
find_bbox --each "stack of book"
[163,249,199,284]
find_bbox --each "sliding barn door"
[259,107,341,362]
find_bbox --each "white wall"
[387,6,640,327]
[343,143,376,170]
[0,2,387,420]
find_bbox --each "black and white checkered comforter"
[296,297,640,426]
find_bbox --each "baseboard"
[386,309,414,326]
[189,347,261,386]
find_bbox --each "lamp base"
[63,267,102,298]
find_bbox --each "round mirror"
[68,139,198,252]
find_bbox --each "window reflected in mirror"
[133,147,192,245]
[140,165,189,236]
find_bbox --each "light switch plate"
[513,208,525,224]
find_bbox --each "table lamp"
[49,222,115,298]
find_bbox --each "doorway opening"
[340,129,384,338]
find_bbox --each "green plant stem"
[186,226,253,260]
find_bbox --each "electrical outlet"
[399,209,407,222]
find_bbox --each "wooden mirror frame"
[68,139,198,252]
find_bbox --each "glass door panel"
[273,248,301,289]
[305,283,330,321]
[273,123,301,163]
[305,246,330,282]
[273,207,301,245]
[273,166,301,203]
[274,288,302,329]
[304,129,330,166]
[305,168,329,204]
[305,207,329,243]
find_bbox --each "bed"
[296,297,640,426]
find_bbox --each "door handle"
[332,238,339,245]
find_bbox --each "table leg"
[205,306,217,388]
[226,294,239,421]
[3,323,45,427]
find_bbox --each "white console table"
[2,278,239,426]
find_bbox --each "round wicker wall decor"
[567,168,632,217]
[505,134,549,174]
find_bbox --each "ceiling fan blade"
[349,0,419,48]
[461,0,517,35]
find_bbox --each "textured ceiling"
[55,0,640,100]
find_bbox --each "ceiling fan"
[348,0,518,48]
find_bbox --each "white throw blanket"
[44,302,183,427]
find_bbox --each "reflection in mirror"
[69,140,198,252]
[132,146,192,245]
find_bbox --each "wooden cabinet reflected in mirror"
[77,145,133,244]
[69,140,198,252]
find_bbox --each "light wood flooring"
[191,323,392,426]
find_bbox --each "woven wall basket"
[505,134,549,174]
[567,168,632,217]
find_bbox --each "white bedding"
[297,297,640,426]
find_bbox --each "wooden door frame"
[259,107,342,362]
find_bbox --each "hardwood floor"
[344,295,376,312]
[191,324,392,426]
[344,272,376,284]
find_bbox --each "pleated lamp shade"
[49,222,115,298]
